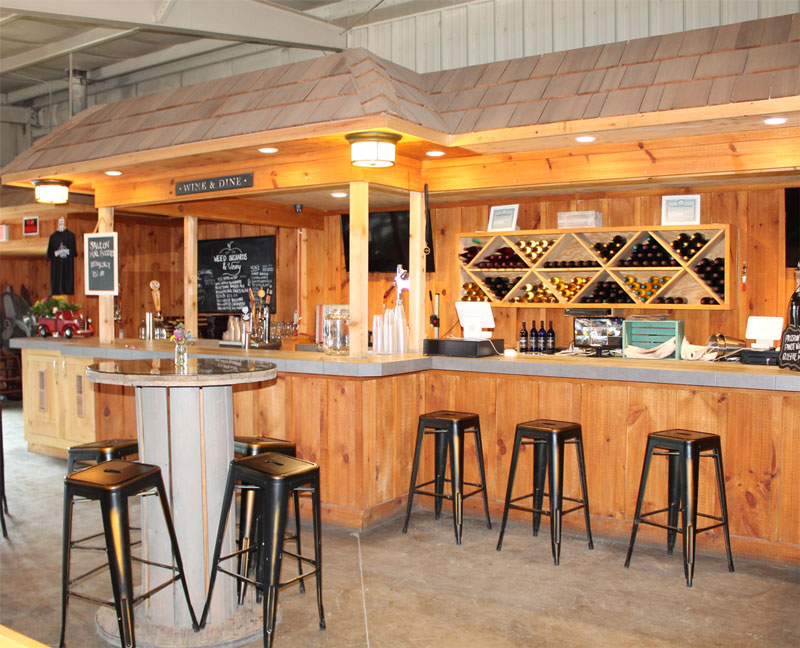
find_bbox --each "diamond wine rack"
[459,224,732,310]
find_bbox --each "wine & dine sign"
[175,173,253,196]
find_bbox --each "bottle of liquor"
[790,262,800,327]
[546,321,555,352]
[538,320,546,352]
[519,320,529,353]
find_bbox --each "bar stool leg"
[448,428,465,545]
[237,487,258,604]
[666,452,681,555]
[531,441,547,537]
[292,489,306,593]
[200,473,237,628]
[262,482,289,648]
[574,437,594,550]
[311,476,326,630]
[496,428,524,551]
[402,420,426,534]
[713,447,735,573]
[433,432,448,520]
[100,492,136,648]
[548,438,565,565]
[682,449,700,587]
[59,490,74,648]
[471,424,492,530]
[625,439,655,568]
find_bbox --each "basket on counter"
[622,320,684,360]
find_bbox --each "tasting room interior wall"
[1,184,793,346]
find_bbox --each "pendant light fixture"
[32,179,71,204]
[346,132,402,168]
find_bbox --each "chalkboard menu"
[84,232,118,295]
[198,236,275,314]
[778,324,800,371]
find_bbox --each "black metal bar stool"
[60,459,197,648]
[402,411,492,544]
[496,419,593,565]
[0,400,7,538]
[624,429,734,587]
[66,438,139,474]
[200,452,325,648]
[233,436,303,603]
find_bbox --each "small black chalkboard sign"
[84,232,118,295]
[778,324,800,371]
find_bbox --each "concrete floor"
[1,399,799,648]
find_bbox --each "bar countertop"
[10,336,800,392]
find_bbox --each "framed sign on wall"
[84,232,119,295]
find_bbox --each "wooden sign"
[84,232,118,295]
[778,324,800,371]
[176,173,253,196]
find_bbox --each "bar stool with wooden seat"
[66,438,139,474]
[624,429,734,587]
[232,436,303,603]
[496,419,593,565]
[402,411,492,545]
[60,459,197,648]
[200,452,325,648]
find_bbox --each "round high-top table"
[87,357,277,647]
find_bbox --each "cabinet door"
[63,357,96,444]
[21,350,61,440]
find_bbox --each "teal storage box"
[622,320,684,360]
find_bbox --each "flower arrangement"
[170,322,193,345]
[31,295,81,317]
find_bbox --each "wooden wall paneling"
[430,207,463,338]
[579,383,628,520]
[606,196,637,227]
[515,201,544,231]
[362,378,391,508]
[624,386,677,530]
[746,190,783,328]
[543,199,572,229]
[300,225,325,338]
[276,227,298,322]
[289,375,325,467]
[779,394,800,545]
[721,390,782,542]
[232,381,258,437]
[460,205,487,233]
[326,378,362,509]
[94,383,136,440]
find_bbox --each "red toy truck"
[37,310,94,339]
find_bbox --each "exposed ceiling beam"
[0,27,139,75]
[1,0,345,51]
[0,104,32,124]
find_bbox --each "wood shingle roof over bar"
[2,13,800,202]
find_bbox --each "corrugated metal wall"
[347,0,800,72]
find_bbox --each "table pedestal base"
[96,602,269,648]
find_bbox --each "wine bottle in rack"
[538,321,546,352]
[546,321,555,352]
[519,321,529,353]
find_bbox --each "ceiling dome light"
[346,131,402,168]
[763,117,787,126]
[330,192,348,198]
[32,179,71,204]
[575,135,596,143]
[258,147,279,154]
[426,150,446,157]
[105,170,122,176]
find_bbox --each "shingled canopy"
[2,12,800,211]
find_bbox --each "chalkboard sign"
[778,324,800,371]
[198,235,276,314]
[84,232,118,295]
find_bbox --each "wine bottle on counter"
[519,320,529,353]
[538,321,546,352]
[546,321,555,352]
[790,261,800,327]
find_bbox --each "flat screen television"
[573,316,624,355]
[341,210,435,273]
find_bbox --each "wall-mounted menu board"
[197,235,275,313]
[84,232,118,295]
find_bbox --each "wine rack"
[458,224,732,310]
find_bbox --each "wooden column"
[97,207,114,343]
[348,181,369,358]
[184,216,198,334]
[408,190,426,353]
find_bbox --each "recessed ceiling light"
[575,135,596,143]
[258,147,279,154]
[426,150,446,157]
[330,192,348,198]
[105,170,122,176]
[763,117,787,126]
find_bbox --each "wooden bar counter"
[12,337,800,566]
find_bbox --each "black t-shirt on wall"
[46,229,77,295]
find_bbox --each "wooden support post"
[184,216,198,334]
[408,190,426,353]
[348,181,369,358]
[97,207,114,344]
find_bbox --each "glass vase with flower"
[171,322,193,370]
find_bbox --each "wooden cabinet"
[459,224,732,310]
[21,349,96,455]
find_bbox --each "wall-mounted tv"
[341,210,435,273]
